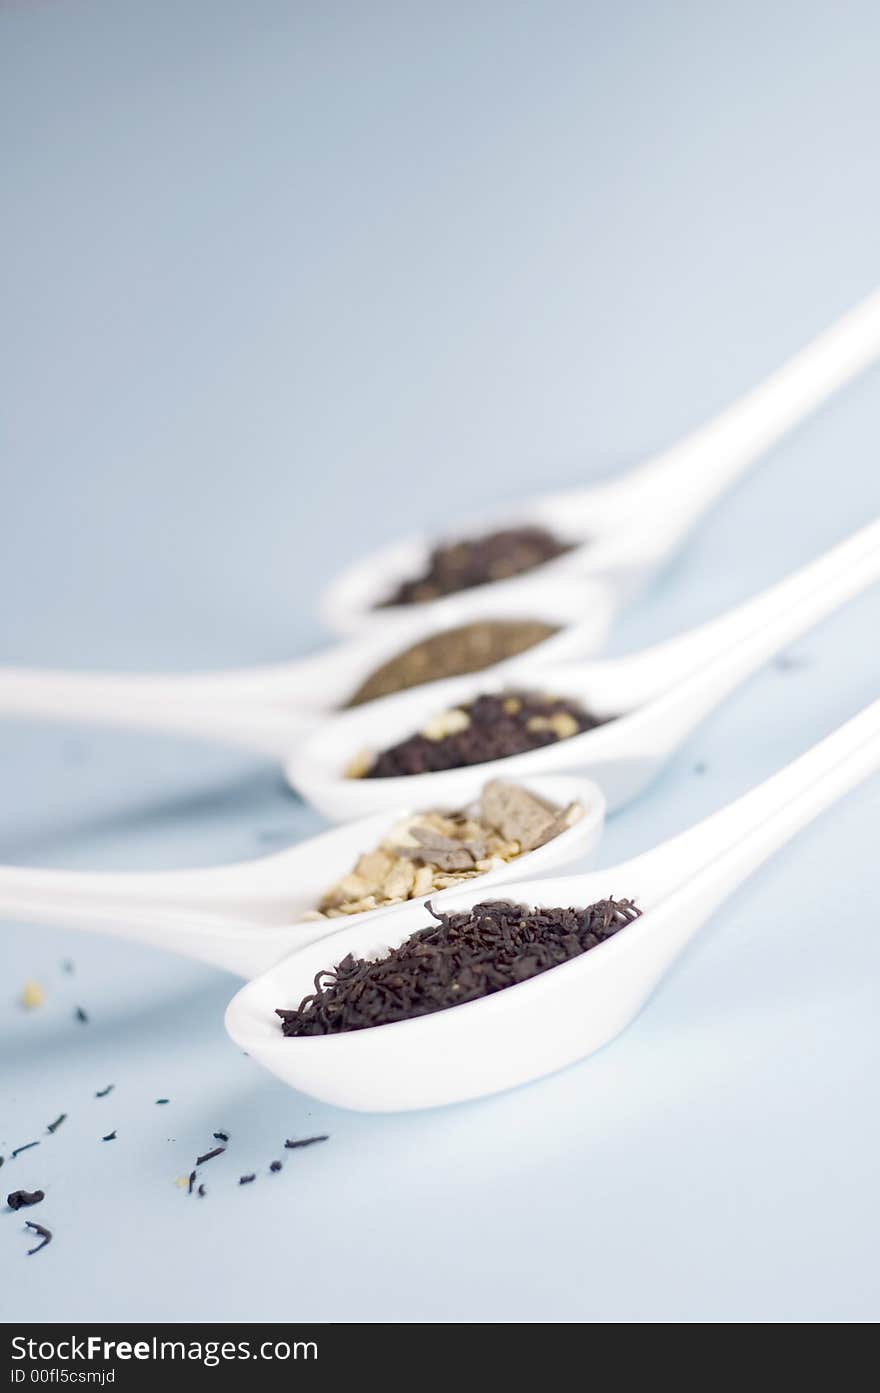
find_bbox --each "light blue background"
[2,0,879,1323]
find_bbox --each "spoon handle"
[627,700,880,904]
[0,846,306,929]
[0,671,313,754]
[639,699,880,941]
[0,845,325,976]
[599,286,880,531]
[579,516,880,704]
[638,524,880,753]
[0,890,301,978]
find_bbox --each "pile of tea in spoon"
[379,526,574,606]
[276,896,641,1035]
[347,688,603,778]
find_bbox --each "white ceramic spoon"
[320,286,880,634]
[227,699,880,1111]
[0,774,603,978]
[289,517,880,819]
[0,576,611,754]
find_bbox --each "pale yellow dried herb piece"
[345,748,375,779]
[420,707,471,741]
[412,864,435,897]
[525,714,552,733]
[335,871,374,902]
[382,858,416,900]
[355,848,396,883]
[21,980,46,1010]
[548,711,580,739]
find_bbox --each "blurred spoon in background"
[291,517,880,818]
[0,575,611,751]
[320,286,880,633]
[0,773,604,978]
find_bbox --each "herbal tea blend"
[276,897,641,1035]
[348,689,602,779]
[306,780,583,919]
[344,619,560,707]
[379,527,575,606]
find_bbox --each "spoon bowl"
[319,495,644,637]
[320,287,880,635]
[226,868,676,1113]
[286,659,633,820]
[0,772,605,978]
[227,698,880,1110]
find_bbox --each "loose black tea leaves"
[277,897,641,1035]
[155,1099,169,1105]
[380,527,575,606]
[198,1184,207,1198]
[95,1085,114,1098]
[46,1114,66,1135]
[345,620,560,707]
[351,689,602,779]
[212,1131,229,1142]
[269,1161,283,1173]
[11,1142,39,1159]
[188,1170,196,1195]
[74,1007,88,1023]
[101,1131,117,1142]
[7,1190,45,1210]
[195,1147,225,1166]
[25,1221,52,1255]
[283,1136,329,1150]
[239,1174,256,1186]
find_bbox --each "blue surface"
[2,0,879,1323]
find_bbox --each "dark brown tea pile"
[380,526,575,606]
[276,897,642,1035]
[352,688,602,779]
[344,619,560,707]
